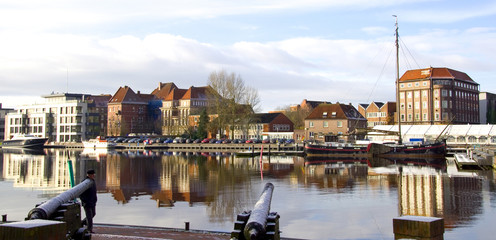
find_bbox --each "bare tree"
[207,70,260,139]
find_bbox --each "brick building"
[398,67,479,125]
[358,101,396,128]
[304,103,367,143]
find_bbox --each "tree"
[196,108,209,139]
[276,104,311,130]
[207,70,260,139]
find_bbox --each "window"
[423,102,427,109]
[309,121,314,127]
[323,121,328,128]
[337,121,342,127]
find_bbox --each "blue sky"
[1,0,495,112]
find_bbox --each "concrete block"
[0,219,66,240]
[393,216,444,238]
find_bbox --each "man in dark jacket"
[80,169,97,233]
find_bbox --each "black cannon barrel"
[28,178,94,220]
[244,182,274,240]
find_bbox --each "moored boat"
[1,134,48,149]
[368,141,446,158]
[304,142,370,157]
[83,136,116,149]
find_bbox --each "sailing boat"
[367,16,446,158]
[304,17,447,158]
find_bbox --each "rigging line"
[365,44,395,103]
[399,36,422,69]
[343,37,390,102]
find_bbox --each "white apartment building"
[5,93,108,143]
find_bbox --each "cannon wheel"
[74,227,91,240]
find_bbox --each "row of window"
[446,136,496,143]
[399,80,478,91]
[366,112,387,118]
[308,121,343,128]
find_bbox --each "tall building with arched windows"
[398,67,479,125]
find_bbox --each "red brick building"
[398,67,479,124]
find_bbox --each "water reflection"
[1,149,495,239]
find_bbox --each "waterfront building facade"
[398,67,479,125]
[159,85,211,136]
[107,86,160,136]
[231,112,294,140]
[5,93,109,142]
[304,103,367,142]
[479,92,496,124]
[0,103,15,142]
[358,101,396,128]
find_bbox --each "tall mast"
[394,15,402,144]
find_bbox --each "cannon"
[231,182,280,240]
[26,178,94,240]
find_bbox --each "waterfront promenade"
[92,224,303,240]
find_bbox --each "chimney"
[137,91,140,94]
[159,82,162,90]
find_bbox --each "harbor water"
[1,148,495,240]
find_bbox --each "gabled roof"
[254,113,282,123]
[358,103,369,110]
[164,88,188,101]
[109,86,150,104]
[152,82,178,100]
[181,86,210,100]
[400,67,475,83]
[306,103,365,120]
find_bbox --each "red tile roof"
[164,88,187,101]
[400,67,474,82]
[151,82,178,100]
[181,86,210,100]
[109,86,150,104]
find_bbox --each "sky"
[1,0,495,112]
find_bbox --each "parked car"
[262,139,270,144]
[163,138,173,143]
[285,139,295,144]
[193,139,202,143]
[222,139,231,144]
[209,138,217,143]
[201,138,210,143]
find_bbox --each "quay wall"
[45,142,305,154]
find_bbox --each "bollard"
[244,183,274,240]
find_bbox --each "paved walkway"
[92,224,304,240]
[92,224,232,240]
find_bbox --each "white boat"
[1,134,48,149]
[83,136,116,149]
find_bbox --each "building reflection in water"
[1,149,492,231]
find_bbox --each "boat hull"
[369,141,446,158]
[304,144,370,157]
[1,138,48,149]
[304,141,446,158]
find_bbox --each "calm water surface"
[1,148,495,240]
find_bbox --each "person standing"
[80,169,97,233]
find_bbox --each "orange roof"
[151,82,178,100]
[164,88,188,101]
[181,86,210,100]
[109,86,150,104]
[400,67,474,82]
